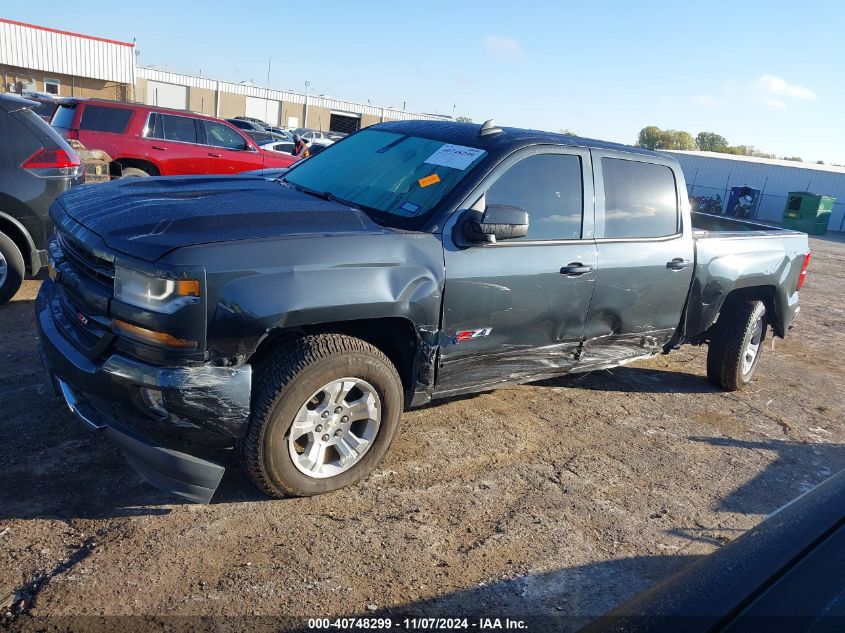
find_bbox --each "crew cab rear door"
[436,146,598,396]
[575,151,694,370]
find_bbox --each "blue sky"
[6,1,844,163]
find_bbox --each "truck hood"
[55,175,385,261]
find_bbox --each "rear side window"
[0,110,41,163]
[79,105,133,134]
[485,153,584,241]
[32,101,58,119]
[51,104,77,129]
[601,158,678,239]
[150,113,199,144]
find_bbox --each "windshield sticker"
[398,202,422,216]
[418,174,441,188]
[424,144,485,170]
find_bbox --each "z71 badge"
[455,327,492,342]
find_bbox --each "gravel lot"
[2,235,843,631]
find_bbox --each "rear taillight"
[796,252,811,290]
[22,148,83,178]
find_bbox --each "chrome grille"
[57,231,115,286]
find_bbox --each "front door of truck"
[436,147,598,396]
[575,150,695,370]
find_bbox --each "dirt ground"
[1,236,843,632]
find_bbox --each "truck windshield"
[282,129,487,226]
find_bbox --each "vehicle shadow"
[353,554,700,631]
[684,436,845,515]
[532,365,720,395]
[0,420,266,521]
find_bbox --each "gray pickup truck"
[36,120,811,502]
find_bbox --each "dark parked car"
[51,99,297,177]
[0,93,83,304]
[37,121,810,502]
[264,126,293,139]
[226,118,267,132]
[22,92,59,122]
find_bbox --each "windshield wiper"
[284,180,383,219]
[287,182,335,201]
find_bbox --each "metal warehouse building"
[664,150,845,232]
[1,19,446,131]
[0,18,135,100]
[136,67,448,133]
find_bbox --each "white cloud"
[753,74,818,110]
[484,35,524,60]
[692,94,720,107]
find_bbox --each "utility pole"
[304,80,310,129]
[265,57,271,124]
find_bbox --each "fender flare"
[0,209,38,273]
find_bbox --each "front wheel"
[706,299,767,391]
[0,232,25,306]
[241,334,403,497]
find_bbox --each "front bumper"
[36,278,252,503]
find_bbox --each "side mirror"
[463,204,529,243]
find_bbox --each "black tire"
[241,334,403,497]
[706,299,767,391]
[120,167,150,178]
[0,231,26,306]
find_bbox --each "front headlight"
[114,266,201,314]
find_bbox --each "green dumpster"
[782,192,835,235]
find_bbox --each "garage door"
[146,81,187,110]
[245,97,280,126]
[330,112,361,134]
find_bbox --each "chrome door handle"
[560,263,594,276]
[667,258,691,270]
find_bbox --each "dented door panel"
[437,241,598,395]
[577,150,695,369]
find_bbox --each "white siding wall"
[0,19,135,84]
[146,80,187,109]
[665,151,845,232]
[245,96,280,125]
[137,67,449,123]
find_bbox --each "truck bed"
[692,211,805,238]
[685,212,810,341]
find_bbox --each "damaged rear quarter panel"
[164,231,446,362]
[687,234,809,338]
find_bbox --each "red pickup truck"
[51,99,298,178]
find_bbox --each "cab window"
[485,153,584,241]
[601,158,678,239]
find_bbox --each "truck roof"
[373,120,663,161]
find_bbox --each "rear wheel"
[120,167,150,178]
[241,334,403,497]
[0,232,25,305]
[706,299,767,391]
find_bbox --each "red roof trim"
[0,18,134,48]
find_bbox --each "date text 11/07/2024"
[307,617,529,630]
